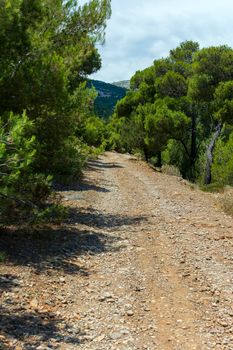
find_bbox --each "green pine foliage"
[0,0,111,225]
[0,112,52,223]
[108,41,233,186]
[212,131,233,186]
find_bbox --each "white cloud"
[87,0,233,82]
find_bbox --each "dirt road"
[1,152,233,349]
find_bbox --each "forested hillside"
[112,80,130,89]
[89,80,127,118]
[108,41,233,188]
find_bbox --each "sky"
[85,0,233,83]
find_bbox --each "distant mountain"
[112,80,130,89]
[89,80,127,119]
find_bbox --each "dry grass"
[219,192,233,216]
[161,164,182,177]
[200,183,225,193]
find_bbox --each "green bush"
[162,140,188,175]
[194,141,209,185]
[133,149,145,160]
[82,116,107,147]
[51,137,87,183]
[32,204,68,224]
[200,183,225,193]
[212,133,233,186]
[0,112,52,224]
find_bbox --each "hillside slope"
[89,80,127,119]
[112,80,130,89]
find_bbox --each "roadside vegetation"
[0,0,111,225]
[107,41,233,193]
[219,193,233,216]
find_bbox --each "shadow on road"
[0,303,84,350]
[69,206,147,229]
[0,155,145,349]
[0,207,146,348]
[77,182,110,192]
[0,274,20,292]
[55,181,110,193]
[55,159,123,193]
[0,207,146,275]
[87,159,124,170]
[0,227,110,275]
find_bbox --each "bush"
[194,141,209,184]
[200,183,225,193]
[133,149,145,160]
[162,139,189,178]
[0,112,52,224]
[82,116,107,147]
[212,132,233,186]
[32,204,68,224]
[51,137,87,184]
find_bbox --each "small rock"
[12,279,21,286]
[110,332,122,340]
[217,320,229,327]
[94,334,105,342]
[99,292,113,301]
[127,310,134,316]
[144,307,150,312]
[30,298,39,309]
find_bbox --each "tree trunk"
[204,122,222,185]
[143,147,149,162]
[157,151,162,167]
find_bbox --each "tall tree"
[189,45,233,183]
[0,0,111,175]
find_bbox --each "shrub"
[212,132,233,186]
[162,139,190,178]
[133,149,145,160]
[0,112,52,224]
[82,116,106,147]
[32,204,68,224]
[51,137,87,184]
[200,183,225,193]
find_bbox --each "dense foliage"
[2,3,233,225]
[0,0,111,223]
[108,41,233,186]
